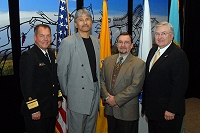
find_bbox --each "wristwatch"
[104,96,110,101]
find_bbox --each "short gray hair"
[34,24,51,35]
[74,8,92,22]
[155,21,174,35]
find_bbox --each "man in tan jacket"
[101,32,145,133]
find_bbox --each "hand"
[164,110,175,120]
[141,113,145,117]
[32,111,41,120]
[114,105,119,108]
[58,101,62,108]
[106,93,118,107]
[141,114,148,122]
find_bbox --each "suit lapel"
[150,43,174,72]
[107,55,118,87]
[75,33,93,83]
[146,46,157,72]
[114,54,133,88]
[90,35,100,73]
[48,49,55,70]
[33,45,52,71]
[90,35,100,83]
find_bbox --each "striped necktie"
[45,52,50,63]
[115,57,123,69]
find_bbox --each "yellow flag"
[99,0,111,68]
[95,0,110,133]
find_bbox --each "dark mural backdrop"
[0,0,199,132]
[0,0,168,76]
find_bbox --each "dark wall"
[183,0,200,99]
[0,0,25,132]
[0,76,25,132]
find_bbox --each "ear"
[74,22,77,29]
[34,35,36,41]
[131,43,134,48]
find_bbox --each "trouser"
[67,82,99,133]
[107,115,138,133]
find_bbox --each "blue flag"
[169,0,180,47]
[57,0,69,51]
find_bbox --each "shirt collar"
[117,53,129,63]
[158,41,172,55]
[36,44,48,55]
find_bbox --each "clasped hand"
[105,93,119,108]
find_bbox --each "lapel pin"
[39,63,45,66]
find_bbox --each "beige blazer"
[101,53,145,121]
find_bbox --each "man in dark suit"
[142,21,189,133]
[19,24,62,133]
[57,9,100,133]
[101,32,145,133]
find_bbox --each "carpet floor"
[184,98,200,133]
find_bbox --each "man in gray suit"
[101,32,145,133]
[57,9,100,133]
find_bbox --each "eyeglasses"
[117,41,131,45]
[154,32,171,37]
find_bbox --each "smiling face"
[34,26,52,51]
[75,13,92,34]
[154,25,174,48]
[117,35,133,56]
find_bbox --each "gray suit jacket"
[101,53,145,121]
[57,32,100,115]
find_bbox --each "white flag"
[138,0,152,62]
[138,0,152,133]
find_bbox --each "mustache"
[119,51,127,54]
[82,25,89,27]
[119,46,126,49]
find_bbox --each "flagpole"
[55,0,70,132]
[66,0,70,35]
[127,0,133,35]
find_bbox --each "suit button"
[82,76,84,78]
[82,87,84,89]
[52,84,55,87]
[53,94,54,96]
[81,64,84,67]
